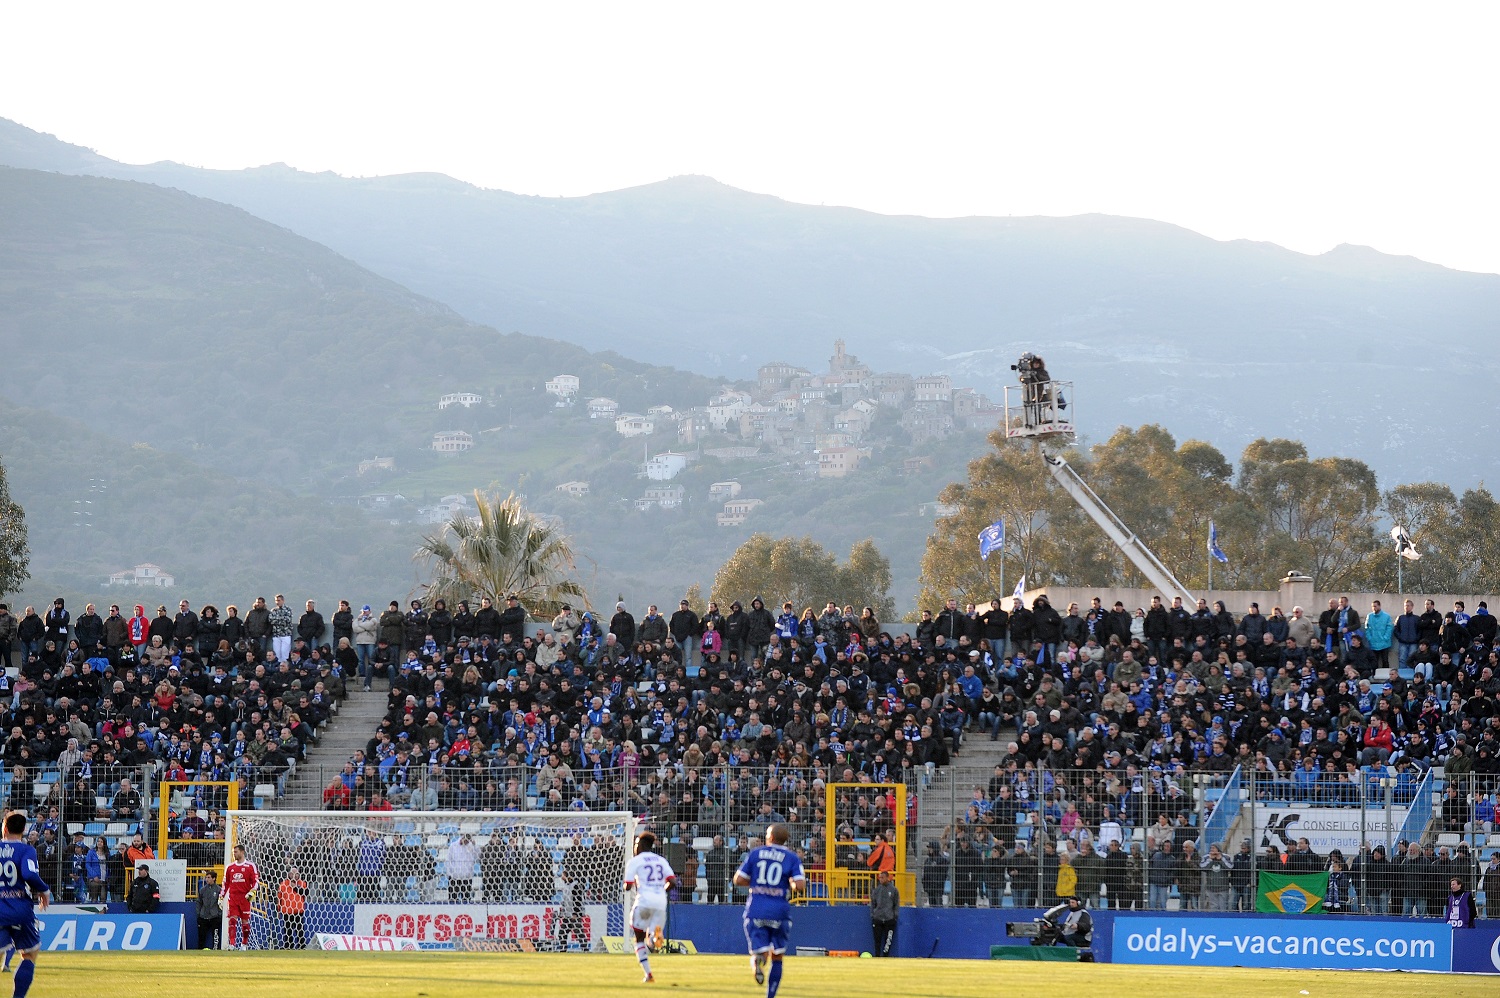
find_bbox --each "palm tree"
[413,490,587,617]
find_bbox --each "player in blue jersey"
[0,812,51,998]
[733,823,806,998]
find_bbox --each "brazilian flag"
[1256,871,1328,914]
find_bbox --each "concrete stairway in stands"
[274,686,387,810]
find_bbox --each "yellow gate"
[157,780,239,899]
[804,781,914,905]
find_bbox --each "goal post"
[223,809,636,951]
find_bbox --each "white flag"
[1391,525,1422,561]
[1013,575,1026,600]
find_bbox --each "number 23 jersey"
[624,852,675,906]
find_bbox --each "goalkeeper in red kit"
[224,845,259,950]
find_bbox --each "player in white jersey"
[622,831,677,984]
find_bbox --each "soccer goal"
[223,809,635,951]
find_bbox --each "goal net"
[223,809,635,951]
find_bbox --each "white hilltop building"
[641,452,692,481]
[587,397,618,420]
[438,392,482,410]
[614,413,655,437]
[416,494,476,524]
[555,481,591,497]
[106,563,175,588]
[636,485,685,510]
[545,375,580,403]
[432,430,474,453]
[716,497,764,527]
[707,390,752,431]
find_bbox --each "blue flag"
[1208,521,1228,564]
[977,520,1004,561]
[1013,575,1026,600]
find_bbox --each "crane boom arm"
[1041,449,1197,605]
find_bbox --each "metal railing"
[908,763,1498,918]
[249,757,1500,917]
[2,763,157,903]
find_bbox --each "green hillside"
[0,166,731,492]
[0,165,983,612]
[0,396,419,607]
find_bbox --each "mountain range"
[3,117,1497,487]
[0,161,974,609]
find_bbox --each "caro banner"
[41,913,184,951]
[1256,871,1328,914]
[1255,806,1408,854]
[353,904,611,946]
[1112,914,1450,972]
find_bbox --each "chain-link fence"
[907,762,1499,917]
[2,762,157,902]
[284,760,914,904]
[245,758,1500,916]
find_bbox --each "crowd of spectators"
[4,584,1500,912]
[0,595,345,900]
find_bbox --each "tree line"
[917,425,1500,608]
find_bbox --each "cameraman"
[1039,895,1092,948]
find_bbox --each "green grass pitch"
[32,951,1469,997]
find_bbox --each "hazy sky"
[4,2,1497,273]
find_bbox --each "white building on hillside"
[545,375,580,401]
[641,452,691,481]
[615,413,655,437]
[432,431,474,453]
[716,497,764,527]
[438,392,482,410]
[636,485,686,510]
[106,563,176,588]
[587,397,618,419]
[707,391,751,431]
[555,480,591,497]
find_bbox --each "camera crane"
[1002,354,1196,605]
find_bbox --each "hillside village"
[561,340,999,476]
[345,340,996,533]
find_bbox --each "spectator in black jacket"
[427,599,453,647]
[979,600,1009,661]
[1417,599,1443,646]
[1229,840,1255,911]
[1144,596,1171,662]
[127,864,161,913]
[44,598,70,646]
[471,596,501,640]
[745,599,775,662]
[298,600,326,649]
[1007,598,1033,658]
[403,601,428,651]
[74,604,104,651]
[497,594,527,644]
[148,605,174,646]
[172,600,199,650]
[933,599,968,645]
[670,600,700,670]
[331,600,355,647]
[609,603,637,650]
[1032,596,1062,663]
[1059,602,1088,647]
